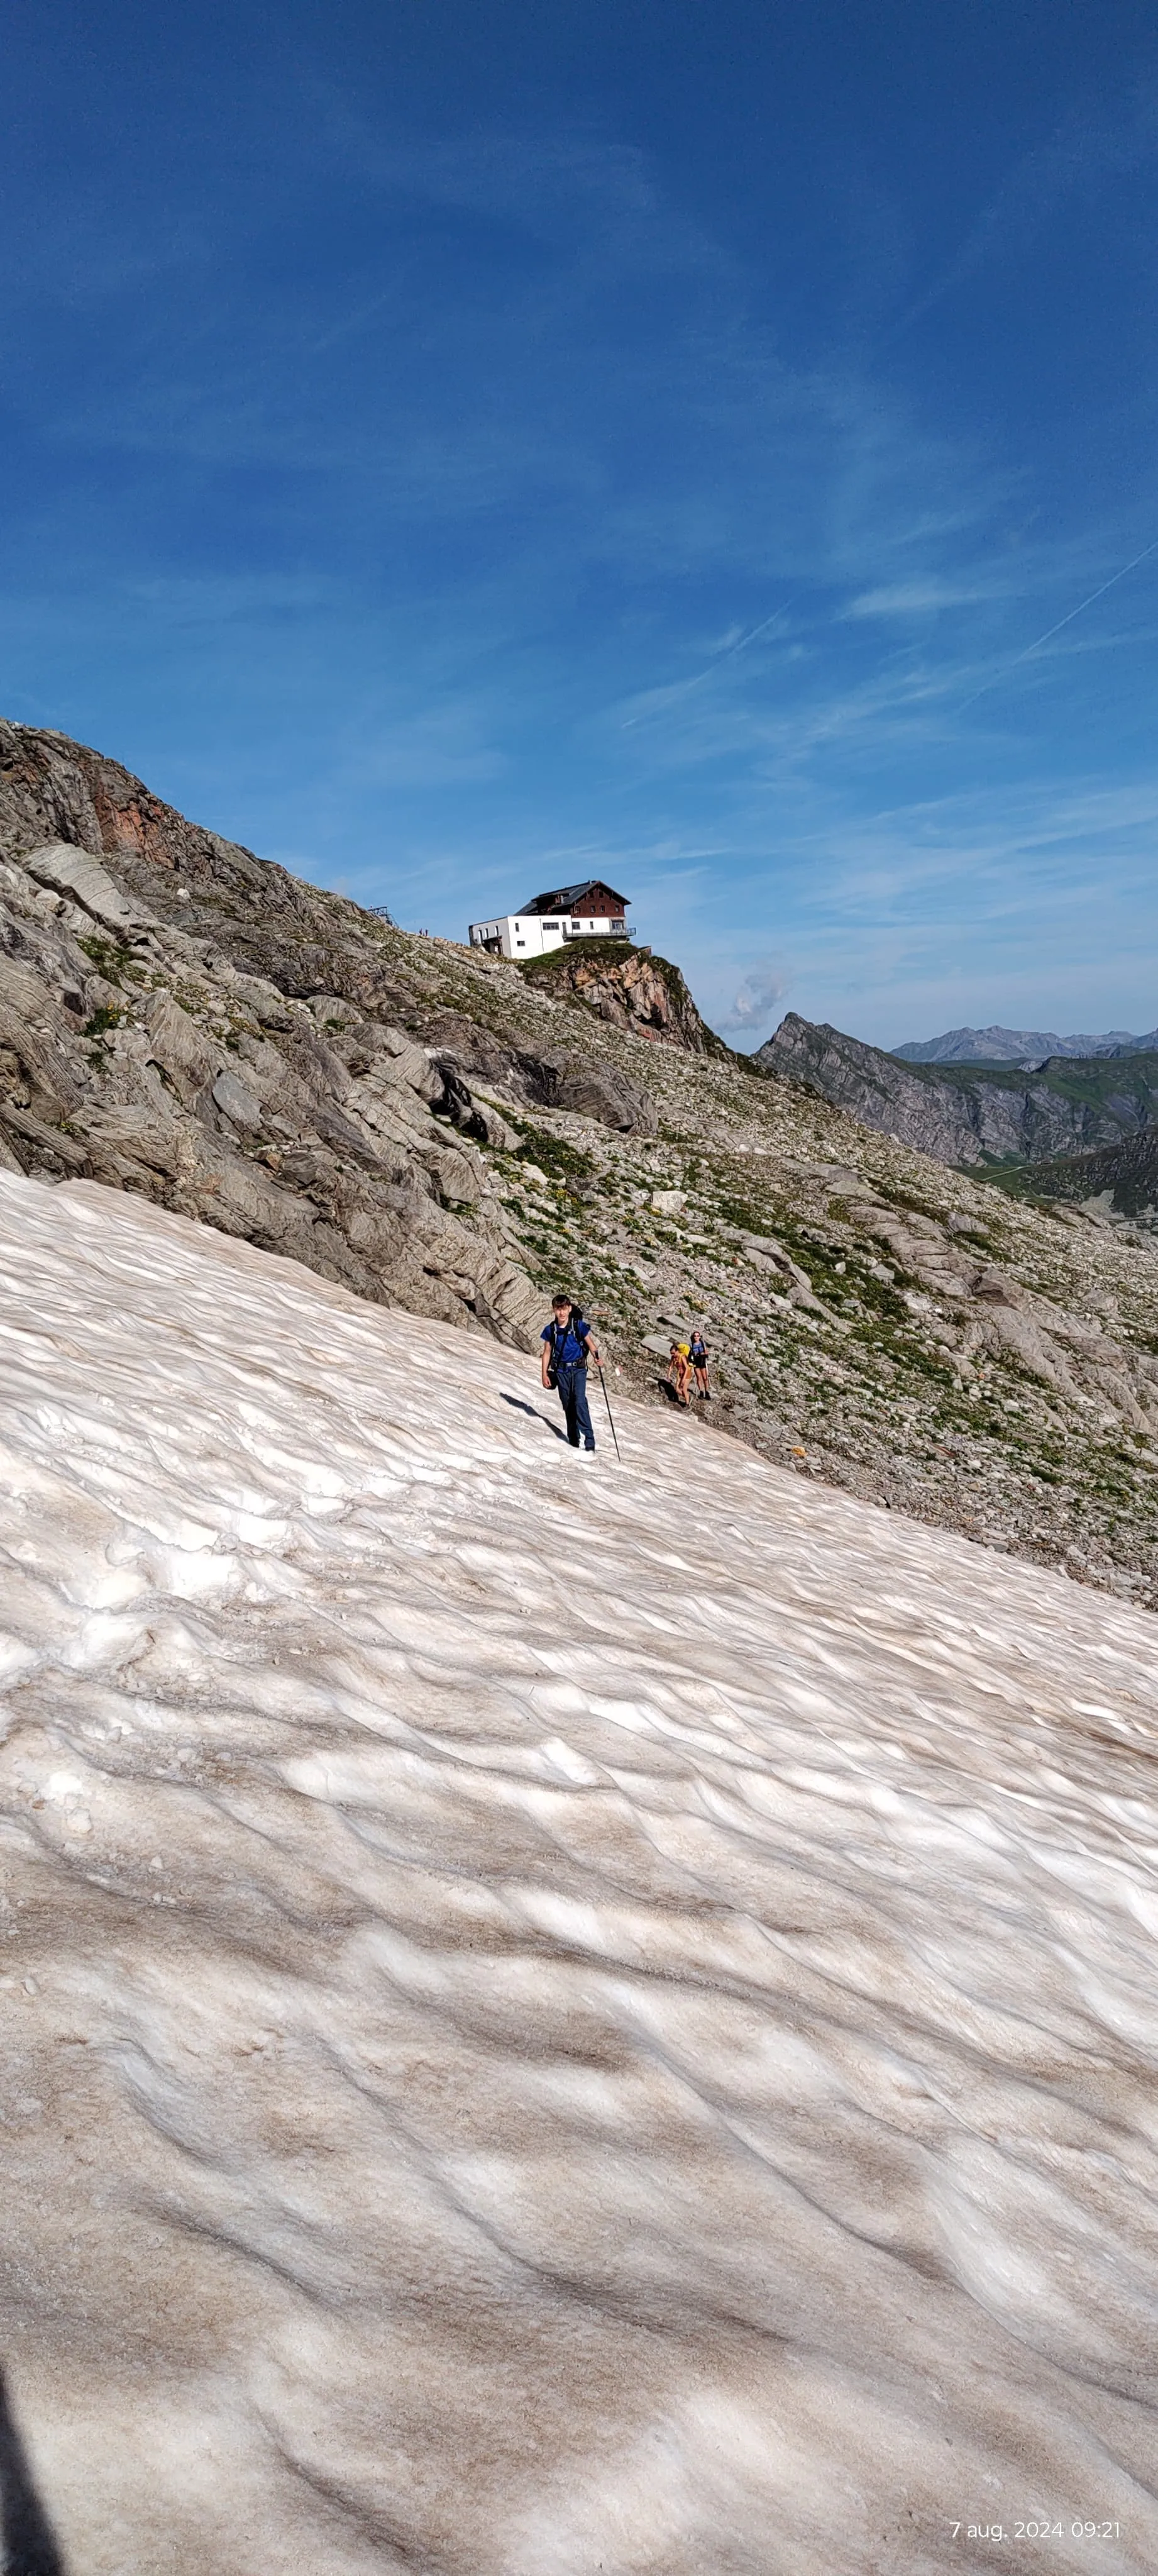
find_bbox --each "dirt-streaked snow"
[1,1172,1157,2575]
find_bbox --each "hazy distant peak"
[893,1023,1151,1065]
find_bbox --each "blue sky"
[4,0,1158,1047]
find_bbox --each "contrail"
[959,532,1158,712]
[620,605,788,727]
[715,608,788,663]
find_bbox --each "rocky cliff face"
[758,1011,1158,1166]
[517,935,725,1053]
[0,723,657,1347]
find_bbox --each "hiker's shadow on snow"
[499,1395,568,1441]
[0,2367,65,2575]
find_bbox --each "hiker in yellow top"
[668,1340,692,1406]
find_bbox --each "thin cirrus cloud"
[883,80,1158,348]
[686,775,1158,1048]
[844,580,1001,619]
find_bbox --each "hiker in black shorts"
[689,1326,710,1399]
[541,1293,602,1452]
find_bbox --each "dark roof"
[520,878,629,916]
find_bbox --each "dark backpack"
[548,1313,590,1373]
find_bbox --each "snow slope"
[1,1172,1157,2576]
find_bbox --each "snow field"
[0,1169,1156,2573]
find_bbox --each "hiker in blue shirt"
[541,1292,602,1453]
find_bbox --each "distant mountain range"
[756,1013,1158,1167]
[893,1023,1158,1065]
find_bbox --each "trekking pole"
[599,1364,622,1462]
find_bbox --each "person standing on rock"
[541,1293,602,1453]
[689,1325,710,1399]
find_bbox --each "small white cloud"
[845,581,988,620]
[717,962,787,1036]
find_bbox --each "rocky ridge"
[758,1009,1158,1167]
[5,721,1158,1605]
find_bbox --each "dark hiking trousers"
[554,1362,595,1450]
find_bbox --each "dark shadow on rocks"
[519,1050,658,1135]
[0,2368,65,2575]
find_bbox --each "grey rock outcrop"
[0,724,553,1343]
[524,1050,658,1133]
[24,839,149,935]
[516,938,725,1056]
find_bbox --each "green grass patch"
[77,935,133,984]
[517,936,641,980]
[500,1114,597,1184]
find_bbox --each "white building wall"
[468,912,629,959]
